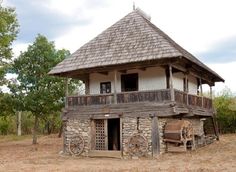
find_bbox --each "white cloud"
[208,62,236,93]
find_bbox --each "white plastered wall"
[89,66,166,94]
[172,72,198,95]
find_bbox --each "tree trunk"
[17,111,22,136]
[32,115,39,144]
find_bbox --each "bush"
[0,116,15,135]
[214,88,236,134]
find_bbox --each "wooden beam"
[58,58,179,79]
[98,72,108,75]
[118,70,127,74]
[139,67,146,71]
[152,116,160,157]
[120,117,123,157]
[212,115,220,141]
[172,64,187,73]
[104,119,108,150]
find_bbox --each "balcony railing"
[174,89,213,109]
[67,89,212,109]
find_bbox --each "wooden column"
[184,73,189,105]
[210,86,213,99]
[210,86,219,140]
[120,117,123,157]
[199,78,203,95]
[199,77,203,107]
[169,65,175,101]
[113,70,118,104]
[152,115,160,157]
[84,77,90,95]
[104,119,108,150]
[65,77,69,108]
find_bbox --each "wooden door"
[95,119,108,150]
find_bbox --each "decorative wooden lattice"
[95,119,106,150]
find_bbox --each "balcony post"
[169,65,175,101]
[65,77,69,108]
[210,86,213,99]
[184,73,189,105]
[199,77,203,107]
[84,77,90,95]
[114,70,118,104]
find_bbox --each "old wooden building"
[49,9,224,158]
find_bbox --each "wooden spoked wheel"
[128,133,148,156]
[68,135,84,156]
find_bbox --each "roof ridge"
[134,8,151,21]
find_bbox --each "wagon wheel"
[69,135,84,156]
[128,133,148,156]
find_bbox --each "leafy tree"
[214,88,236,133]
[11,35,71,144]
[0,92,15,116]
[0,5,19,87]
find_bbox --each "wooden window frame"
[100,82,111,94]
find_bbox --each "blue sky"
[3,0,236,93]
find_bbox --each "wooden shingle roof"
[49,9,224,82]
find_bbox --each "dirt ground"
[0,134,235,172]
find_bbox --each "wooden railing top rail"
[67,89,212,109]
[67,89,171,98]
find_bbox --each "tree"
[0,5,19,87]
[11,35,70,144]
[214,88,236,133]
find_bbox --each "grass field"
[0,134,235,172]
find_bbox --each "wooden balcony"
[67,89,213,110]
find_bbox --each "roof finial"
[133,1,136,11]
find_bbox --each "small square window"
[100,82,111,94]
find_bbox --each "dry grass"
[0,134,235,172]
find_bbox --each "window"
[121,73,138,92]
[100,82,111,94]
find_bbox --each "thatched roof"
[49,9,224,82]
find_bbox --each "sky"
[2,0,236,94]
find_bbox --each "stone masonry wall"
[64,119,90,156]
[63,116,204,157]
[122,117,152,159]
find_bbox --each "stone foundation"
[64,119,91,156]
[122,117,152,159]
[63,116,206,158]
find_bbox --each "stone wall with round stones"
[122,116,152,159]
[64,119,90,156]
